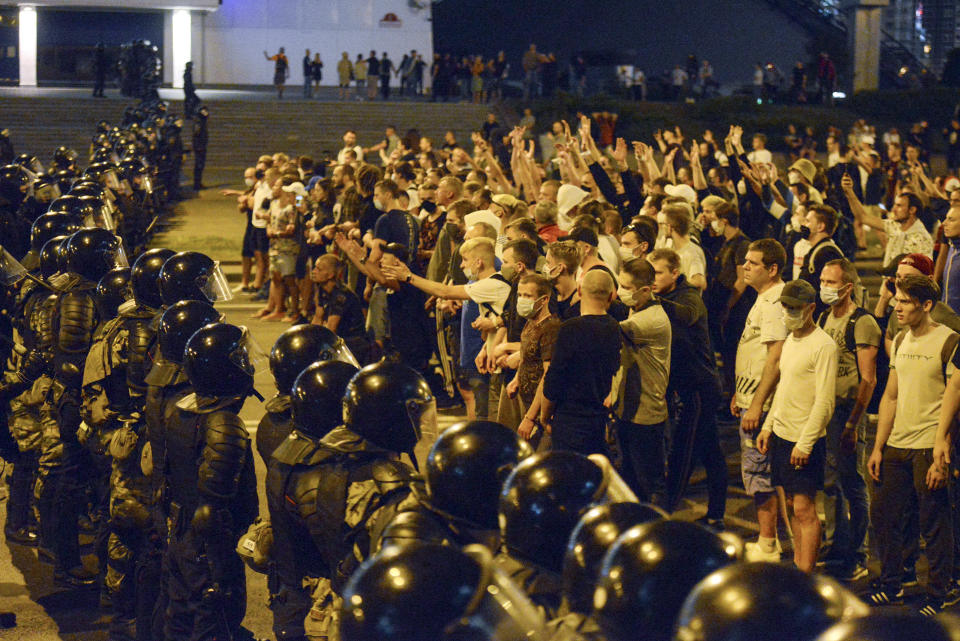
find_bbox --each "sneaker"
[918,595,946,617]
[744,540,782,562]
[902,567,919,588]
[864,583,904,606]
[4,525,39,546]
[831,563,869,582]
[53,565,97,589]
[694,516,726,532]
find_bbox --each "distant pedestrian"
[311,53,323,94]
[192,105,208,191]
[93,42,107,97]
[380,52,394,100]
[264,47,289,99]
[183,61,200,117]
[337,52,353,100]
[302,49,312,98]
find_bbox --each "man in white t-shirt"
[382,236,511,373]
[336,130,365,166]
[757,279,838,573]
[866,275,960,613]
[844,180,932,269]
[662,202,706,291]
[732,238,789,562]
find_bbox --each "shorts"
[274,72,286,86]
[269,252,297,277]
[249,227,269,254]
[770,432,826,497]
[355,79,366,88]
[740,424,773,496]
[241,223,255,258]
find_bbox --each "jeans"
[821,400,869,568]
[551,412,608,456]
[303,76,311,98]
[873,446,953,598]
[615,418,666,507]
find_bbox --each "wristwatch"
[405,273,413,283]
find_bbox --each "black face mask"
[254,169,265,180]
[798,225,811,240]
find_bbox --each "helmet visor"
[140,173,153,194]
[325,338,360,368]
[35,182,61,203]
[201,261,233,303]
[409,396,439,470]
[84,206,116,232]
[231,326,269,375]
[588,454,640,504]
[101,169,120,191]
[0,246,27,286]
[457,545,548,641]
[49,271,81,291]
[114,240,129,268]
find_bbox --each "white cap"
[282,181,308,197]
[557,183,589,217]
[664,183,698,206]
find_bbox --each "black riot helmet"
[340,543,546,641]
[68,181,107,201]
[342,358,435,455]
[157,251,232,306]
[815,612,960,641]
[562,502,667,615]
[183,323,264,398]
[269,324,359,396]
[75,194,115,230]
[130,248,175,309]
[157,300,222,364]
[290,360,359,439]
[674,563,868,641]
[52,145,78,170]
[54,168,76,193]
[94,267,132,320]
[47,194,84,218]
[0,164,32,206]
[499,450,608,574]
[14,153,42,174]
[39,235,70,280]
[425,420,532,530]
[63,227,127,284]
[84,161,120,190]
[594,520,743,641]
[30,212,82,254]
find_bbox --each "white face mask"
[618,245,636,262]
[516,296,541,318]
[820,286,841,306]
[373,199,384,211]
[617,286,638,307]
[656,212,667,224]
[244,177,255,187]
[710,219,725,234]
[783,308,805,331]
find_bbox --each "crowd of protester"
[224,100,960,620]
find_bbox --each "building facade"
[0,0,433,88]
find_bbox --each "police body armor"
[265,427,415,641]
[256,394,293,464]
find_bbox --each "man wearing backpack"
[798,204,844,316]
[817,258,881,581]
[866,275,960,615]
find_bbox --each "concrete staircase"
[0,91,490,172]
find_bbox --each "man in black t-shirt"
[542,270,621,455]
[311,254,370,363]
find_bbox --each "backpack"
[891,328,960,384]
[816,307,871,380]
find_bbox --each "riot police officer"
[81,247,173,635]
[259,324,359,462]
[267,358,431,640]
[380,420,531,551]
[593,519,742,641]
[495,450,637,620]
[39,227,125,587]
[673,563,868,641]
[161,322,259,640]
[339,543,549,641]
[265,359,359,641]
[157,250,232,307]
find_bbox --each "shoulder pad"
[367,458,417,491]
[270,430,320,466]
[264,393,291,414]
[145,359,182,387]
[379,501,455,548]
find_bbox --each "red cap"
[900,253,934,276]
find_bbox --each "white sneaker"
[744,540,782,562]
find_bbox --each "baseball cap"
[664,183,697,206]
[282,182,308,197]
[880,252,933,277]
[491,193,519,209]
[567,226,598,247]
[778,279,816,307]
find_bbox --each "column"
[18,5,36,87]
[843,0,889,93]
[171,9,191,89]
